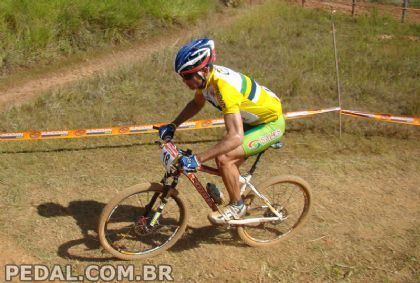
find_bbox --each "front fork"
[148,197,168,227]
[144,173,178,228]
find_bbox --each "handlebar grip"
[153,125,172,142]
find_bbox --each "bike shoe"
[207,202,246,225]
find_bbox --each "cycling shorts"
[242,115,285,157]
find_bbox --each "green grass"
[0,0,218,75]
[0,1,418,141]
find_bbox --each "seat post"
[247,142,283,175]
[248,150,266,175]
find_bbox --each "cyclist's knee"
[215,154,232,167]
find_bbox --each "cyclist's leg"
[242,115,286,158]
[215,145,245,203]
[209,146,247,223]
[216,115,286,202]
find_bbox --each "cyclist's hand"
[179,154,200,172]
[158,123,176,141]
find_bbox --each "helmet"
[175,38,216,75]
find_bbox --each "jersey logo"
[203,85,223,111]
[203,86,226,111]
[207,99,222,111]
[214,90,226,110]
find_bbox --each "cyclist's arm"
[196,112,243,163]
[172,91,205,127]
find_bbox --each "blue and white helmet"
[175,38,216,75]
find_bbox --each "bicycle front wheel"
[98,183,188,260]
[237,175,311,247]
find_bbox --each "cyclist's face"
[181,73,203,90]
[181,67,209,90]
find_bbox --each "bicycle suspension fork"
[145,173,179,227]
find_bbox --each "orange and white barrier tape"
[1,107,417,141]
[284,107,340,120]
[0,107,339,141]
[341,109,420,126]
[0,118,226,141]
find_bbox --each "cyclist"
[158,38,285,224]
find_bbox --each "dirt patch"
[0,133,419,281]
[0,236,36,264]
[0,235,37,280]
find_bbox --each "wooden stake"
[401,0,408,23]
[352,0,356,17]
[331,10,343,138]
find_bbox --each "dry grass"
[0,132,419,281]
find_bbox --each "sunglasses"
[180,73,196,80]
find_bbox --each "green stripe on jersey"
[240,74,247,96]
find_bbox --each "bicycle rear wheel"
[237,175,311,247]
[98,183,188,260]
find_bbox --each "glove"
[179,155,200,172]
[158,123,176,141]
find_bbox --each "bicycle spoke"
[101,187,185,257]
[239,178,310,244]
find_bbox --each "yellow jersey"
[196,65,282,125]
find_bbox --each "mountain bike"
[98,129,312,260]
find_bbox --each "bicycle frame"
[150,139,285,226]
[185,165,220,212]
[186,163,285,224]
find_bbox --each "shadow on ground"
[37,200,245,262]
[0,139,220,154]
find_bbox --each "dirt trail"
[0,236,36,265]
[0,236,37,281]
[0,6,251,111]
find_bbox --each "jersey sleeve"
[216,78,242,115]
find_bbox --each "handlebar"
[153,125,192,156]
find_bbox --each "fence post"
[352,0,356,16]
[401,0,408,23]
[302,0,305,7]
[330,10,343,138]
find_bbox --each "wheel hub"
[264,205,287,223]
[134,216,159,236]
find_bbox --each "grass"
[0,1,418,138]
[0,1,419,282]
[0,0,218,76]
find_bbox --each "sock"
[234,199,244,207]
